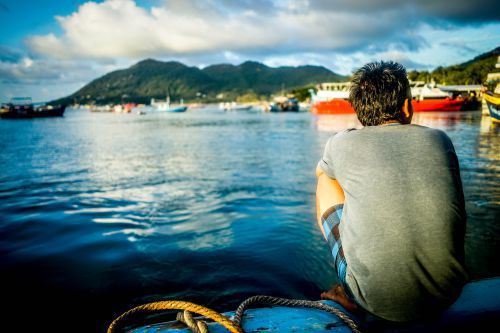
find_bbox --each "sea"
[0,107,498,332]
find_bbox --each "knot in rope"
[176,310,208,333]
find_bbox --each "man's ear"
[401,98,412,123]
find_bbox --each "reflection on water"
[0,109,498,332]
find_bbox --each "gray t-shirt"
[318,123,468,322]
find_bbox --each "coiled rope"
[107,296,361,333]
[107,300,242,333]
[233,295,361,333]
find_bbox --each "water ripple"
[0,109,498,332]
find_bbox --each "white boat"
[151,97,188,112]
[90,105,112,112]
[410,81,451,100]
[220,102,253,111]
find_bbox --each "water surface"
[0,108,498,332]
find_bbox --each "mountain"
[52,60,346,105]
[408,46,500,85]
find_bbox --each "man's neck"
[381,120,402,126]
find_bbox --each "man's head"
[349,61,412,126]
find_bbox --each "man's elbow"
[316,165,325,178]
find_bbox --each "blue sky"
[0,0,499,102]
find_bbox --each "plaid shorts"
[321,204,349,290]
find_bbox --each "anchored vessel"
[151,97,188,112]
[0,97,65,119]
[267,96,300,112]
[483,56,500,123]
[309,81,472,114]
[309,82,354,115]
[220,102,253,111]
[483,89,500,123]
[410,81,465,112]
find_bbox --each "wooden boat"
[483,56,500,123]
[151,97,188,112]
[438,85,482,111]
[112,103,136,113]
[268,96,299,112]
[166,105,188,112]
[90,105,112,112]
[220,102,253,111]
[121,277,500,333]
[0,97,65,119]
[483,91,500,123]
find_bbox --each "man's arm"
[316,165,345,240]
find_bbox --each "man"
[316,61,468,322]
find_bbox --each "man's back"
[319,123,468,322]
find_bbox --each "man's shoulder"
[329,128,358,142]
[407,125,453,145]
[328,124,454,150]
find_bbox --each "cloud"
[439,41,478,55]
[416,0,500,24]
[308,0,500,23]
[4,0,498,102]
[0,45,24,63]
[26,0,453,60]
[375,50,433,70]
[0,55,113,84]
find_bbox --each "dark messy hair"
[349,61,410,126]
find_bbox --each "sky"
[0,0,499,102]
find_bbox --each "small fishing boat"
[112,103,136,113]
[483,90,500,123]
[90,105,112,112]
[151,97,188,113]
[220,102,253,111]
[438,85,482,111]
[482,56,500,123]
[0,97,65,119]
[167,105,189,112]
[268,96,299,112]
[111,277,500,333]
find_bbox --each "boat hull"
[0,105,65,119]
[411,98,464,112]
[33,105,66,117]
[483,92,500,123]
[128,278,500,333]
[311,99,355,114]
[153,106,188,112]
[311,98,465,115]
[167,106,188,112]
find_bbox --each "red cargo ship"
[310,81,465,114]
[411,98,464,112]
[309,82,355,114]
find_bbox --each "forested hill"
[408,46,499,85]
[52,60,346,105]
